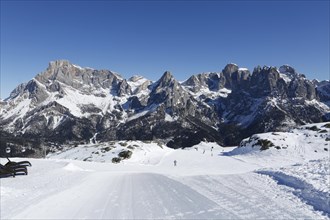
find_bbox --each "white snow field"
[1,124,330,219]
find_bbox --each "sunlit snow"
[1,123,329,219]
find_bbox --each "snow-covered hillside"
[1,123,329,219]
[228,122,329,163]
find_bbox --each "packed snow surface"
[1,123,329,219]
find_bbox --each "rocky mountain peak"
[151,71,178,92]
[128,75,145,82]
[36,60,86,85]
[147,71,190,111]
[7,83,27,100]
[251,65,277,76]
[151,71,177,94]
[158,71,175,86]
[48,60,72,69]
[223,63,239,75]
[221,64,250,90]
[278,64,308,80]
[279,65,296,75]
[247,66,283,97]
[33,60,130,95]
[183,75,199,85]
[182,73,223,93]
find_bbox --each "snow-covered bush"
[306,126,320,131]
[238,135,275,151]
[323,123,330,128]
[257,139,275,150]
[119,142,128,147]
[118,150,132,159]
[112,157,121,163]
[127,145,135,150]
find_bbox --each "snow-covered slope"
[48,140,174,165]
[47,122,330,170]
[1,129,329,219]
[229,122,329,158]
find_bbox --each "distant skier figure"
[211,146,214,152]
[174,160,177,166]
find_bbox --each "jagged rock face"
[231,69,250,90]
[278,65,317,100]
[223,63,239,77]
[279,65,296,76]
[128,75,152,95]
[223,63,239,89]
[218,65,328,145]
[7,83,27,100]
[288,78,316,100]
[26,80,49,104]
[183,73,225,92]
[316,81,330,103]
[0,60,329,148]
[148,71,191,114]
[222,64,251,90]
[249,66,283,97]
[35,60,131,96]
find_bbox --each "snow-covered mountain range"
[0,60,329,152]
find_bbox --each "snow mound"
[48,140,173,165]
[258,158,330,217]
[63,163,86,172]
[227,122,330,158]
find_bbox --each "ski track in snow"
[179,173,327,219]
[5,171,223,219]
[1,159,328,219]
[4,171,327,219]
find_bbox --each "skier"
[174,160,177,166]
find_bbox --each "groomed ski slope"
[1,135,329,219]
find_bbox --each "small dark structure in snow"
[0,157,32,178]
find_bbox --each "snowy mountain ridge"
[0,60,329,152]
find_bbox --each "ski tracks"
[9,171,327,219]
[104,173,226,219]
[10,173,224,219]
[178,173,327,219]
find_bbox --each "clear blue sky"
[1,0,329,99]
